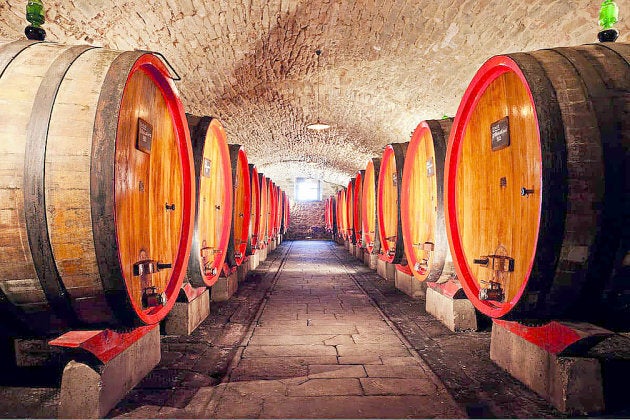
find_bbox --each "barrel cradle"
[186,117,233,287]
[246,164,260,255]
[0,41,195,333]
[346,178,356,244]
[225,145,251,267]
[445,43,629,322]
[353,170,366,247]
[401,120,454,283]
[362,158,382,254]
[378,143,409,264]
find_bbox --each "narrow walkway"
[193,241,464,418]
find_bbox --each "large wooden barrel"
[401,120,454,283]
[268,180,277,239]
[187,117,233,287]
[353,170,365,246]
[377,143,409,264]
[445,43,629,321]
[346,178,356,243]
[281,190,289,235]
[336,188,348,240]
[225,145,251,267]
[362,158,382,254]
[258,174,269,248]
[246,164,260,255]
[274,186,283,237]
[0,41,195,333]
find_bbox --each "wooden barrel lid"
[346,178,356,243]
[246,164,260,255]
[377,143,408,264]
[0,41,195,330]
[187,116,233,287]
[401,119,454,282]
[362,158,382,254]
[353,170,365,246]
[445,43,629,320]
[225,145,251,267]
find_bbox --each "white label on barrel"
[491,116,510,151]
[426,157,435,177]
[203,159,212,178]
[137,118,153,154]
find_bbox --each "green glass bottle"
[598,0,619,42]
[25,0,46,41]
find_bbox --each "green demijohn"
[598,0,619,42]
[25,0,46,41]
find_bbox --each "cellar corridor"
[102,240,562,419]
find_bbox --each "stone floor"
[0,240,588,418]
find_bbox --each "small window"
[295,178,321,201]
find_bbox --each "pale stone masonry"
[185,240,465,418]
[2,1,627,195]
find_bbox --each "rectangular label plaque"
[491,116,510,151]
[137,118,153,154]
[203,158,212,178]
[426,157,435,177]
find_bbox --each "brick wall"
[285,201,329,240]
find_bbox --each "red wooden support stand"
[490,319,613,415]
[425,279,477,331]
[50,324,160,418]
[394,263,426,299]
[162,283,210,335]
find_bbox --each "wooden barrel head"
[353,170,365,246]
[225,145,251,267]
[0,41,195,330]
[446,44,629,320]
[247,164,260,255]
[362,158,381,254]
[337,188,347,240]
[377,143,408,264]
[187,117,233,287]
[258,175,269,247]
[401,120,452,282]
[346,178,356,244]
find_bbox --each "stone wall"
[285,201,329,240]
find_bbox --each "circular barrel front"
[377,143,408,264]
[346,178,356,243]
[0,41,195,332]
[336,189,348,240]
[445,43,629,321]
[401,120,453,282]
[247,164,260,255]
[281,190,289,235]
[225,145,251,267]
[325,197,332,232]
[275,186,283,237]
[268,181,277,240]
[362,158,381,254]
[187,117,233,287]
[258,174,269,248]
[353,171,365,246]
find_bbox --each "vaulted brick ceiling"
[1,1,628,196]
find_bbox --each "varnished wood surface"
[446,44,629,320]
[247,164,260,254]
[401,120,452,282]
[258,175,268,246]
[0,41,193,331]
[353,171,365,246]
[336,189,347,240]
[377,143,408,264]
[362,158,381,254]
[346,179,355,243]
[187,117,232,286]
[226,145,250,267]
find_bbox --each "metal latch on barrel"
[473,252,514,302]
[133,259,171,308]
[413,242,434,274]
